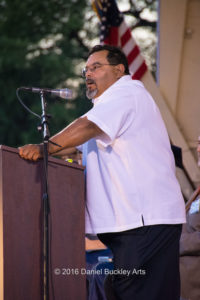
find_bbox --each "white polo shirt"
[81,75,186,234]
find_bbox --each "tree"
[0,0,92,147]
[0,0,157,148]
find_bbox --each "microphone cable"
[16,87,41,119]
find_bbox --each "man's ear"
[114,64,125,78]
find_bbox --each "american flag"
[92,0,147,80]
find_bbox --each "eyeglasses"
[82,63,117,78]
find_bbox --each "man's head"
[83,45,130,99]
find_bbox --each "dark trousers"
[98,224,182,300]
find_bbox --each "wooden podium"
[0,145,86,300]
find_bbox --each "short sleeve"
[76,145,83,152]
[85,88,136,147]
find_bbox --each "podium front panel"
[0,145,86,300]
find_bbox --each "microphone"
[19,87,73,99]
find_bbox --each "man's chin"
[86,88,98,100]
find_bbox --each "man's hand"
[18,116,103,161]
[18,144,43,161]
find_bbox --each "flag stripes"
[92,0,147,80]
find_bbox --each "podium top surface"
[0,144,85,171]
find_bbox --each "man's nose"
[85,68,92,77]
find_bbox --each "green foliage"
[0,0,92,147]
[0,0,157,147]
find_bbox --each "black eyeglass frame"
[81,63,118,78]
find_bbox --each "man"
[19,45,186,300]
[180,189,200,300]
[179,140,200,300]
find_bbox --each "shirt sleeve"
[76,145,83,152]
[85,88,136,147]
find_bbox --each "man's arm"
[50,147,77,157]
[18,116,103,161]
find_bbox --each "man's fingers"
[18,147,24,157]
[32,152,40,161]
[18,144,42,161]
[18,146,31,159]
[18,147,28,159]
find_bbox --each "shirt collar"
[92,75,132,105]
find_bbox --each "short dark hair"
[88,45,130,75]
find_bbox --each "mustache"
[86,78,96,85]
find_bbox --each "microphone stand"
[40,91,50,300]
[16,87,64,299]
